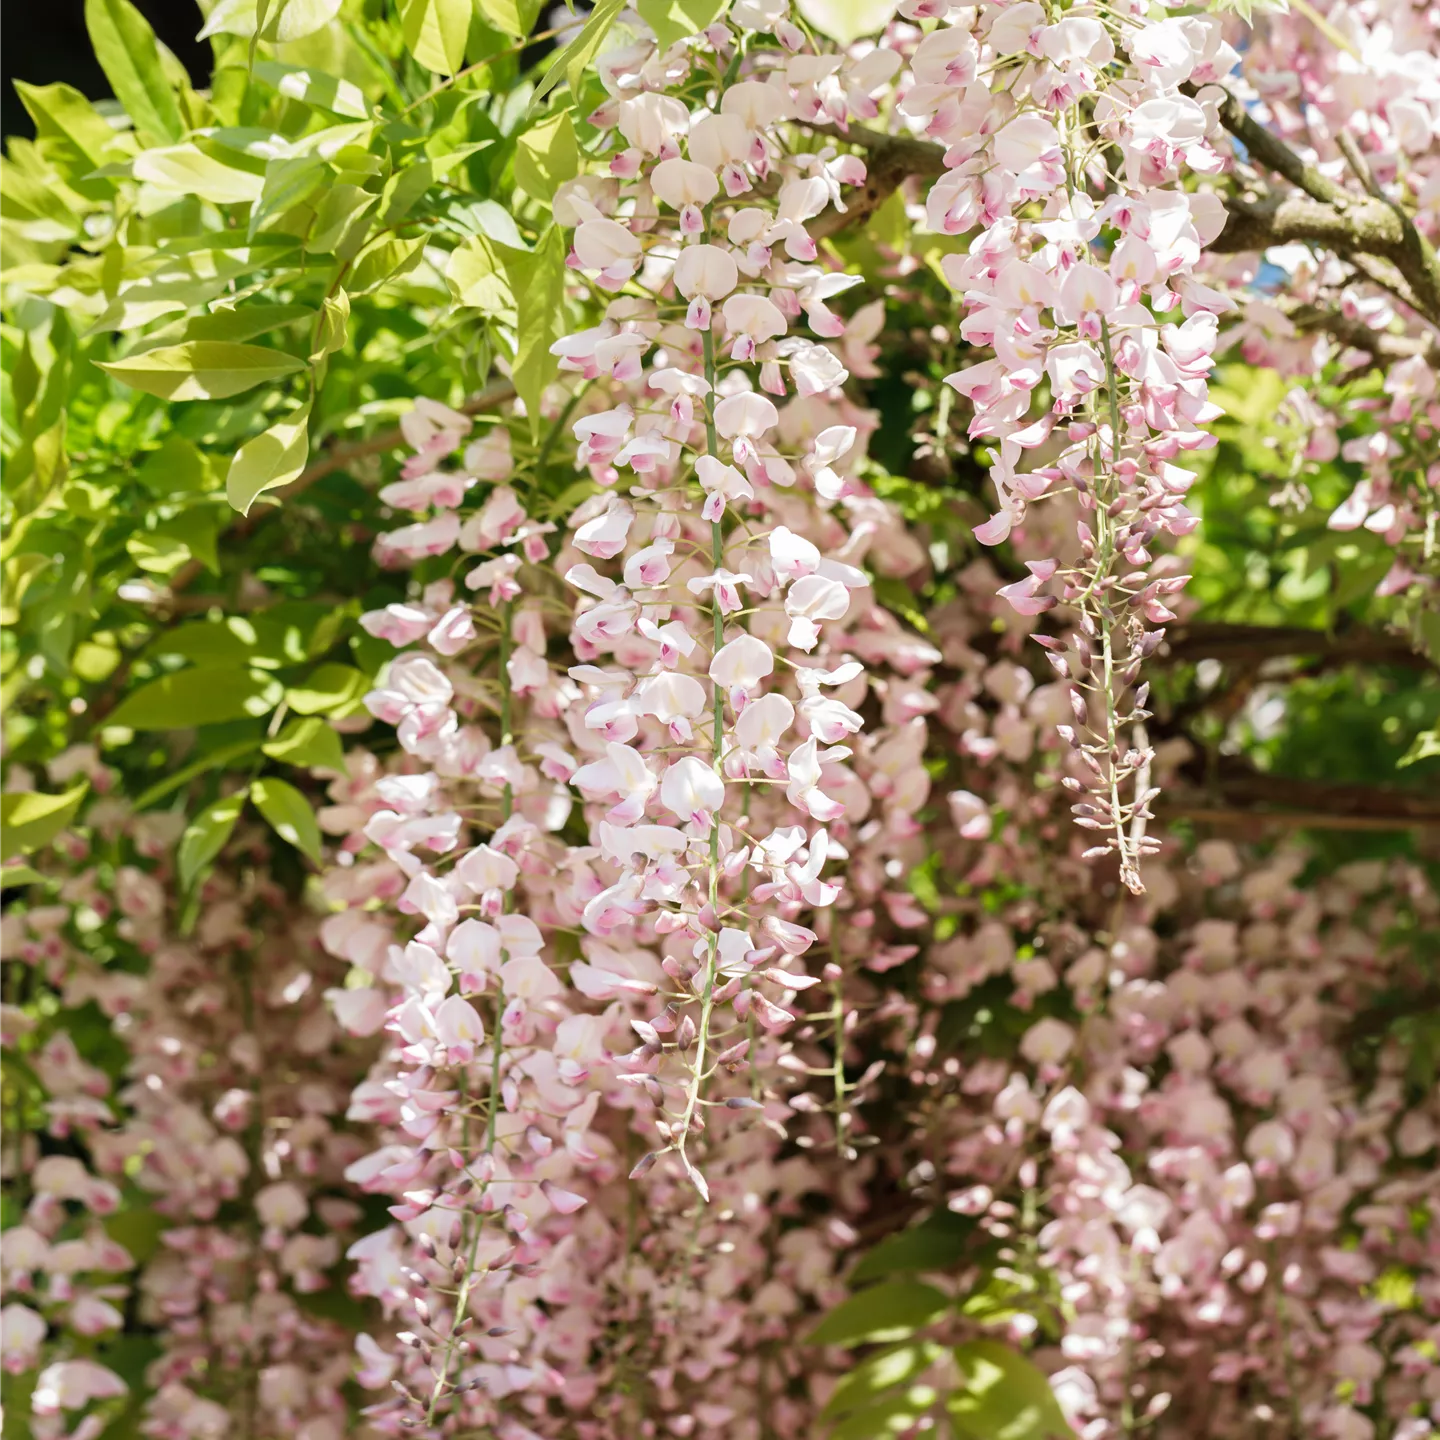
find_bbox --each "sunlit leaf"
[99,342,306,401]
[107,669,283,729]
[515,110,579,203]
[84,0,183,143]
[400,0,473,76]
[499,224,567,440]
[635,0,726,50]
[795,0,896,43]
[132,145,268,204]
[262,716,346,770]
[948,1341,1070,1440]
[226,400,312,515]
[178,790,248,888]
[0,784,89,862]
[809,1281,949,1347]
[251,776,324,864]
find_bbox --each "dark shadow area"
[3,0,211,139]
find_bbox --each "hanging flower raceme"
[318,6,959,1430]
[909,1,1236,891]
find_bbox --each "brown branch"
[1288,305,1437,365]
[1161,622,1434,672]
[808,100,1440,327]
[1163,764,1440,830]
[1159,804,1437,833]
[1203,86,1440,324]
[802,123,946,241]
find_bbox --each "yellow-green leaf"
[253,61,369,118]
[178,304,313,346]
[636,0,726,50]
[136,437,213,495]
[310,289,350,364]
[808,1281,949,1348]
[400,0,472,76]
[948,1341,1070,1440]
[348,236,427,295]
[533,0,626,105]
[84,0,183,143]
[226,401,312,515]
[14,81,120,167]
[99,342,306,401]
[0,784,89,862]
[447,234,515,316]
[0,864,47,889]
[285,663,367,715]
[107,669,284,730]
[515,110,579,203]
[795,0,895,43]
[199,0,343,42]
[132,145,267,204]
[477,0,541,38]
[499,224,567,440]
[178,790,248,889]
[251,777,323,864]
[262,715,346,770]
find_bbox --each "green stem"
[425,595,514,1424]
[675,324,725,1192]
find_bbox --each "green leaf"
[84,0,183,143]
[348,236,428,295]
[178,790,248,889]
[533,0,626,105]
[107,668,283,730]
[126,530,193,576]
[133,740,261,811]
[823,1343,943,1421]
[14,81,120,167]
[253,61,369,118]
[148,618,269,668]
[1399,726,1440,769]
[285,663,367,715]
[382,160,436,227]
[401,0,473,76]
[830,1387,940,1440]
[0,785,89,862]
[226,400,312,515]
[851,1213,975,1283]
[948,1341,1070,1440]
[477,0,541,38]
[132,144,266,204]
[250,153,331,238]
[199,0,343,42]
[499,224,567,440]
[99,342,306,401]
[808,1281,950,1348]
[262,715,346,770]
[311,290,350,364]
[636,0,726,49]
[450,197,528,249]
[159,506,222,575]
[795,0,896,43]
[447,234,515,315]
[135,438,214,496]
[515,110,579,203]
[251,777,323,864]
[177,305,314,345]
